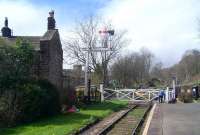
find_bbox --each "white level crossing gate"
[99,86,175,102]
[101,88,160,102]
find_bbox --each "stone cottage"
[0,11,63,93]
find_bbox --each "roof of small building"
[0,36,41,50]
[0,30,58,51]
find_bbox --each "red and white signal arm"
[99,27,108,36]
[99,28,115,36]
[99,28,114,49]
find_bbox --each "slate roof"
[0,29,58,51]
[0,36,41,51]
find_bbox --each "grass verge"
[0,100,128,135]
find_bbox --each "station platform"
[146,103,200,135]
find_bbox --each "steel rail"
[98,105,137,135]
[131,104,153,135]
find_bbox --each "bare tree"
[63,16,127,86]
[111,48,154,88]
[176,49,200,82]
[151,62,163,79]
[138,48,154,82]
[160,49,200,85]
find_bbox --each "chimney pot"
[5,17,8,27]
[47,10,56,30]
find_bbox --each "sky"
[0,0,200,67]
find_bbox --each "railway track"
[77,103,152,135]
[79,105,136,135]
[102,105,151,135]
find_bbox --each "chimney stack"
[1,17,11,37]
[47,10,56,30]
[5,17,8,27]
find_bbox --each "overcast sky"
[0,0,200,67]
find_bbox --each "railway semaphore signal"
[82,28,115,103]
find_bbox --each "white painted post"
[166,87,169,103]
[116,91,119,99]
[148,91,151,101]
[172,79,176,99]
[132,90,135,100]
[100,84,104,102]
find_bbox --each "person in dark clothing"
[159,90,164,103]
[161,90,165,102]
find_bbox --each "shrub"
[0,40,35,90]
[36,79,61,115]
[61,86,76,110]
[178,91,193,103]
[0,79,60,127]
[0,39,61,127]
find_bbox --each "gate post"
[172,79,176,99]
[132,90,135,100]
[116,88,119,99]
[100,84,104,102]
[148,91,151,101]
[166,87,169,103]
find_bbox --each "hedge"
[0,79,60,127]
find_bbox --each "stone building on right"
[63,65,84,89]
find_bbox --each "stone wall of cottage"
[48,31,63,92]
[39,30,63,96]
[39,40,50,80]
